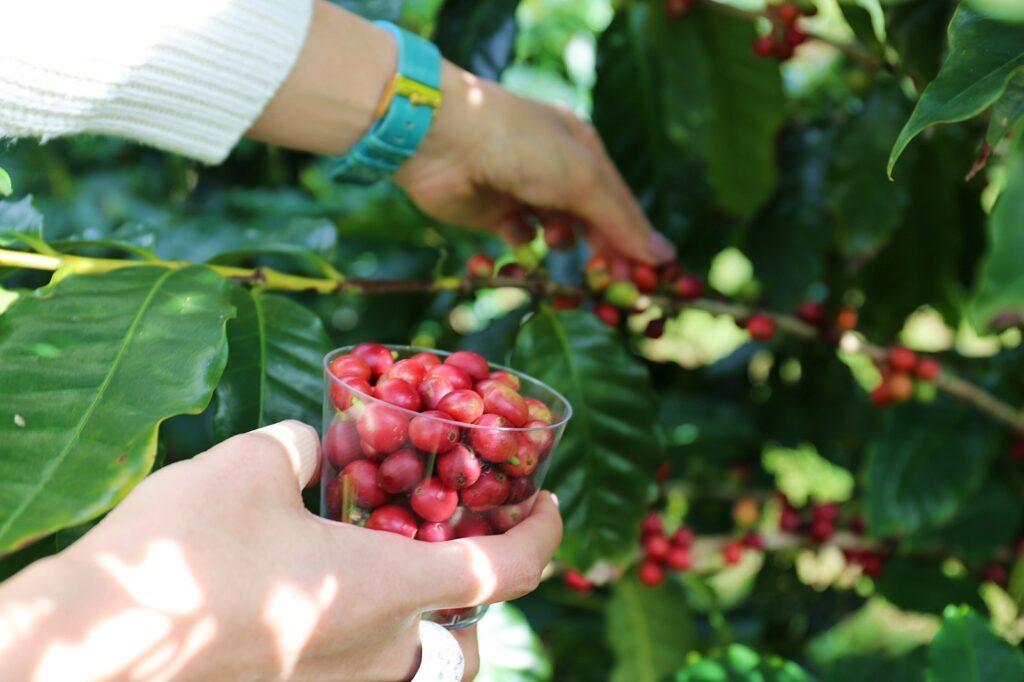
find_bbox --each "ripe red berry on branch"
[632,262,659,294]
[723,540,745,565]
[644,317,667,340]
[565,569,593,594]
[466,253,494,278]
[914,357,941,381]
[552,295,582,311]
[777,2,801,24]
[746,314,776,341]
[542,216,577,251]
[836,307,859,332]
[674,274,704,301]
[664,0,692,19]
[639,560,666,587]
[497,262,526,279]
[753,36,776,58]
[888,345,918,373]
[1010,438,1024,462]
[796,301,827,327]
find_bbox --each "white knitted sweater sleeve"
[0,0,314,163]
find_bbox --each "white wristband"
[411,620,464,682]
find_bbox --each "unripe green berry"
[514,244,540,272]
[605,280,640,309]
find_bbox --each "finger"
[413,492,563,609]
[195,420,321,496]
[452,626,480,681]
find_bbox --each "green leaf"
[0,196,44,245]
[676,644,814,682]
[606,575,696,682]
[433,0,519,80]
[825,651,927,682]
[0,168,11,198]
[511,308,664,568]
[476,602,552,682]
[928,606,1024,681]
[987,73,1024,143]
[887,1,955,85]
[0,267,233,553]
[875,558,985,615]
[905,484,1022,562]
[967,0,1024,23]
[864,400,998,538]
[888,4,1024,176]
[969,132,1024,330]
[213,288,331,440]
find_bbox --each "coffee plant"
[2,0,1024,679]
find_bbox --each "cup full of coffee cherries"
[321,343,572,628]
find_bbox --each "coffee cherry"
[542,217,577,250]
[437,443,482,489]
[409,410,461,454]
[664,0,691,18]
[888,373,914,403]
[552,295,583,310]
[325,420,362,469]
[498,262,526,279]
[481,382,529,427]
[644,535,671,562]
[409,352,442,371]
[356,403,410,454]
[411,477,459,523]
[565,570,593,594]
[655,461,673,481]
[665,546,693,571]
[779,507,802,532]
[871,382,893,407]
[585,256,612,293]
[430,364,473,391]
[1011,439,1024,462]
[746,314,776,341]
[642,513,664,538]
[860,552,885,578]
[489,370,521,391]
[754,36,776,58]
[378,449,425,494]
[983,563,1008,586]
[778,2,800,23]
[340,460,389,509]
[836,307,858,332]
[522,420,556,456]
[609,256,632,281]
[503,440,541,477]
[888,345,918,373]
[632,263,660,294]
[742,532,765,551]
[328,354,372,382]
[733,496,760,527]
[915,357,941,381]
[524,397,553,424]
[382,359,427,388]
[796,301,827,327]
[419,374,456,411]
[470,413,519,462]
[351,342,395,379]
[813,502,840,523]
[605,280,640,309]
[455,513,494,538]
[374,378,422,412]
[784,26,809,48]
[808,518,835,543]
[467,253,495,278]
[461,470,511,511]
[330,376,373,411]
[775,41,796,61]
[490,501,530,532]
[671,526,695,548]
[324,475,344,519]
[638,560,665,587]
[366,505,418,538]
[506,476,537,504]
[595,303,621,328]
[723,540,745,565]
[849,515,867,535]
[418,521,456,542]
[644,317,667,340]
[442,351,488,382]
[674,275,704,301]
[437,389,485,424]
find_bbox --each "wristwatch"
[330,21,443,184]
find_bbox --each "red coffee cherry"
[638,560,665,587]
[671,526,695,548]
[419,373,456,411]
[374,378,422,412]
[409,410,461,454]
[418,521,456,542]
[775,41,796,61]
[356,403,409,454]
[490,501,530,532]
[813,502,840,523]
[524,397,553,424]
[835,307,858,332]
[489,370,521,391]
[644,317,667,340]
[665,546,693,571]
[467,253,495,278]
[328,354,372,382]
[565,570,593,594]
[722,540,745,565]
[796,301,827,327]
[779,507,802,532]
[411,477,459,523]
[437,389,486,424]
[871,382,893,407]
[351,342,395,379]
[642,513,664,538]
[808,518,835,543]
[552,294,583,310]
[861,552,885,577]
[382,359,427,388]
[506,475,537,504]
[888,372,914,403]
[481,382,529,427]
[742,532,765,551]
[914,357,941,381]
[461,470,511,511]
[503,441,541,477]
[542,216,577,250]
[983,563,1008,586]
[585,255,612,293]
[594,303,621,328]
[753,36,776,58]
[324,419,362,470]
[445,351,491,382]
[498,262,526,279]
[437,444,483,490]
[674,275,704,301]
[330,376,372,411]
[431,364,474,392]
[378,449,425,494]
[1011,439,1024,462]
[454,513,494,538]
[888,345,918,373]
[520,420,555,456]
[470,413,519,462]
[409,352,442,371]
[339,460,388,509]
[778,2,800,23]
[784,26,809,48]
[632,263,660,294]
[644,535,671,562]
[746,314,776,341]
[366,505,418,538]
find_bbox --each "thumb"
[195,420,321,496]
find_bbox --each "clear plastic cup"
[321,345,571,629]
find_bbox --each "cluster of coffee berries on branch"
[639,513,697,586]
[753,2,813,61]
[871,345,942,406]
[584,255,704,335]
[778,496,887,577]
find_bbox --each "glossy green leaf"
[905,483,1021,561]
[875,557,984,615]
[824,652,927,682]
[928,606,1024,681]
[969,132,1024,330]
[0,168,11,198]
[888,4,1024,175]
[987,73,1024,143]
[512,308,664,568]
[887,1,955,85]
[864,401,997,539]
[607,574,695,682]
[676,644,814,682]
[213,288,331,440]
[477,602,552,682]
[0,267,233,553]
[433,0,519,80]
[968,0,1024,23]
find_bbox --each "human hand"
[395,63,677,265]
[0,421,562,681]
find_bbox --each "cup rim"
[324,344,573,432]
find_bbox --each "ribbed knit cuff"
[0,0,314,163]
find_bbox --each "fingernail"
[648,232,677,262]
[550,493,560,508]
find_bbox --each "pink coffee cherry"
[488,370,520,391]
[418,521,456,542]
[461,470,511,511]
[330,376,372,411]
[339,460,388,509]
[481,382,529,427]
[520,420,555,456]
[506,476,536,504]
[382,359,427,388]
[324,419,362,469]
[454,513,494,538]
[490,501,529,532]
[444,351,491,381]
[409,410,461,454]
[328,354,371,382]
[374,378,422,412]
[378,449,425,494]
[419,373,456,410]
[324,475,343,519]
[409,352,442,370]
[524,397,553,424]
[437,443,482,490]
[437,389,485,424]
[474,379,501,395]
[351,342,395,378]
[356,403,409,454]
[366,505,418,538]
[411,477,459,522]
[430,364,473,391]
[360,439,382,461]
[503,438,541,477]
[470,414,518,462]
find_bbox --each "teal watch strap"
[331,22,443,184]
